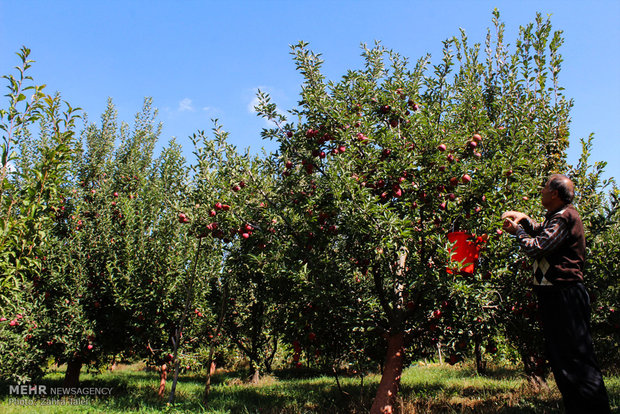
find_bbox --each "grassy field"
[1,362,618,413]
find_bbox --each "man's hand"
[502,218,519,235]
[501,210,528,223]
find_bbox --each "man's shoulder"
[544,205,581,229]
[562,204,581,218]
[548,204,579,218]
[557,204,584,229]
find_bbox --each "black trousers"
[536,283,611,414]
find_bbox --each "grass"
[1,362,618,413]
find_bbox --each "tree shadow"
[1,365,609,413]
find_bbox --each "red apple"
[461,174,472,184]
[438,144,447,152]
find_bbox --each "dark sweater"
[519,204,585,285]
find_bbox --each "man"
[502,174,610,413]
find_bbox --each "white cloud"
[178,98,194,112]
[247,86,288,127]
[247,95,261,114]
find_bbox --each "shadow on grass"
[1,364,613,413]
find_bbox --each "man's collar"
[545,204,569,219]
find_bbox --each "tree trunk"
[158,363,168,397]
[169,237,203,405]
[370,332,405,414]
[249,365,260,384]
[475,336,486,374]
[437,342,443,364]
[109,356,118,371]
[63,358,82,389]
[203,353,216,399]
[333,366,350,398]
[204,277,227,400]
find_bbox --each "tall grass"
[0,362,618,413]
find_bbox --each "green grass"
[1,362,618,413]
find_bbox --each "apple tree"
[0,48,80,382]
[254,10,576,412]
[186,125,293,391]
[26,98,220,393]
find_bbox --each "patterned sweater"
[515,204,585,286]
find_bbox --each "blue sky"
[1,1,619,184]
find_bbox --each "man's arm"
[517,216,541,236]
[514,216,568,258]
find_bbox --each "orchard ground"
[1,361,619,413]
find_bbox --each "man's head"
[541,174,574,210]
